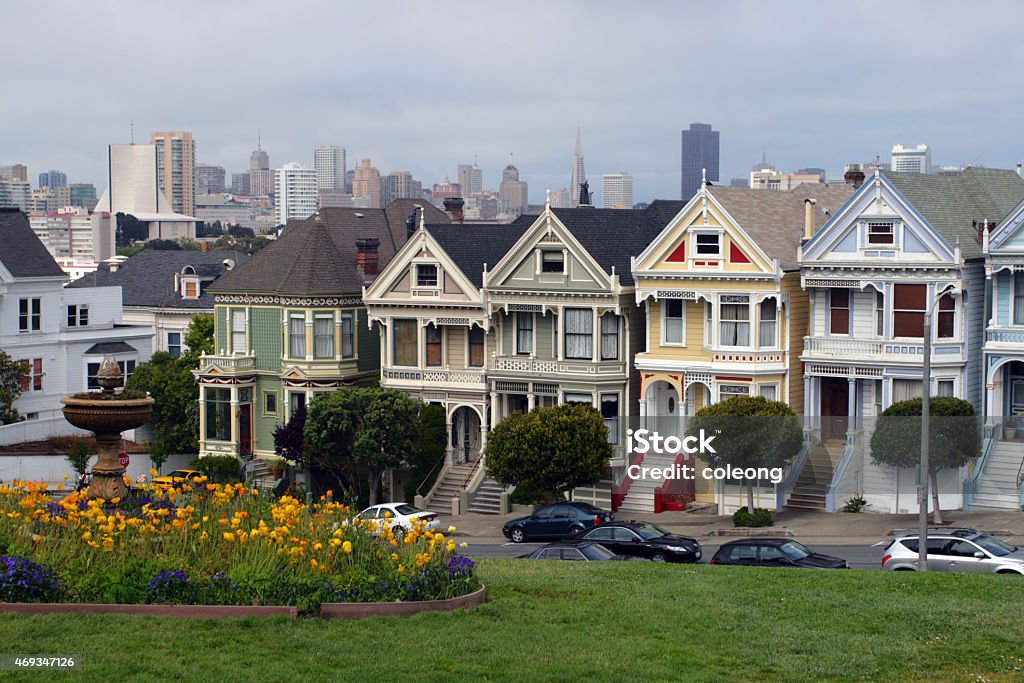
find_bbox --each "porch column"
[229,387,240,454]
[417,322,425,370]
[808,289,815,336]
[986,381,996,425]
[527,394,536,411]
[489,390,498,430]
[847,377,858,433]
[445,410,455,465]
[556,306,564,361]
[304,311,313,361]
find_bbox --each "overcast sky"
[4,1,1024,204]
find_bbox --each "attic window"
[695,233,720,256]
[182,279,199,299]
[417,264,438,287]
[867,222,894,245]
[541,251,564,273]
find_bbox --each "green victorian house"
[194,201,450,461]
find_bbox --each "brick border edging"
[320,585,487,620]
[0,603,297,619]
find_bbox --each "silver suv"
[882,528,1024,574]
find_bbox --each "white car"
[357,503,441,537]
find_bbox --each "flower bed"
[0,479,480,617]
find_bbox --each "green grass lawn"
[1,560,1022,682]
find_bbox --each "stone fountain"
[60,355,154,501]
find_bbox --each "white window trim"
[692,230,723,258]
[758,383,779,401]
[515,312,533,355]
[288,313,306,359]
[827,289,851,337]
[661,299,686,347]
[230,308,248,355]
[757,298,779,350]
[424,323,444,368]
[1009,271,1024,328]
[313,314,335,359]
[415,263,439,288]
[262,389,278,417]
[718,299,753,349]
[863,219,899,249]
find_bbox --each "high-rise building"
[382,171,421,205]
[38,170,67,189]
[69,183,96,210]
[275,162,317,224]
[0,164,28,182]
[431,178,462,201]
[457,163,482,197]
[680,122,719,200]
[891,144,931,174]
[570,127,587,207]
[499,164,528,215]
[314,145,346,192]
[352,159,382,209]
[0,179,31,211]
[601,172,634,209]
[194,164,226,195]
[230,173,251,196]
[150,130,196,216]
[29,206,113,266]
[249,139,271,197]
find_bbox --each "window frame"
[694,232,721,256]
[19,298,41,333]
[541,250,564,274]
[467,326,485,367]
[662,299,684,346]
[416,264,438,288]
[516,313,533,355]
[231,308,247,355]
[719,299,751,348]
[759,384,778,402]
[892,284,926,339]
[167,331,182,358]
[936,293,956,340]
[866,221,895,245]
[263,390,278,417]
[563,308,593,360]
[425,324,443,367]
[758,299,777,349]
[600,393,619,444]
[288,313,306,359]
[600,312,620,360]
[392,318,418,367]
[313,315,335,359]
[204,386,232,442]
[828,289,850,336]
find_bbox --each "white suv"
[882,528,1024,574]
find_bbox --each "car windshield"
[973,534,1017,557]
[394,504,420,516]
[579,544,617,560]
[779,541,812,561]
[634,523,670,540]
[168,470,190,478]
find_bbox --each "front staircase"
[784,442,842,512]
[970,440,1024,510]
[467,477,504,514]
[424,462,476,513]
[617,452,679,514]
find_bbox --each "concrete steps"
[784,443,841,512]
[618,453,680,513]
[467,478,504,515]
[971,442,1024,511]
[425,463,476,512]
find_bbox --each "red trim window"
[937,293,955,339]
[893,284,926,338]
[829,289,850,335]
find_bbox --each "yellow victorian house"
[628,180,852,513]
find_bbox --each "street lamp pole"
[918,300,931,572]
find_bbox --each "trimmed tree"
[403,402,447,503]
[484,403,611,504]
[869,396,979,524]
[685,395,803,511]
[0,351,29,425]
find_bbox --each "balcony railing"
[803,336,962,361]
[382,368,486,386]
[490,356,627,377]
[986,328,1024,345]
[200,353,255,372]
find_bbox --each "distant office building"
[150,131,196,216]
[230,172,251,196]
[194,164,226,195]
[382,171,421,205]
[0,179,31,211]
[432,178,462,201]
[729,178,748,188]
[275,162,317,224]
[194,194,259,229]
[601,172,634,209]
[317,189,354,208]
[352,159,382,209]
[795,167,826,180]
[30,188,60,214]
[345,169,354,194]
[548,188,572,208]
[314,145,346,192]
[69,183,96,209]
[499,164,528,215]
[680,122,719,200]
[250,144,269,173]
[38,170,67,189]
[570,127,587,207]
[248,141,272,197]
[749,162,824,191]
[891,144,931,174]
[29,206,113,269]
[457,163,482,197]
[0,164,28,182]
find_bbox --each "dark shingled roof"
[884,168,1024,260]
[208,201,451,295]
[0,208,66,279]
[705,184,855,271]
[68,249,250,309]
[85,341,137,354]
[425,222,532,288]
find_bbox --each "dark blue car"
[502,501,613,543]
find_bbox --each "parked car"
[503,501,614,543]
[521,540,641,561]
[576,521,701,563]
[882,528,1024,573]
[710,539,848,569]
[150,469,203,492]
[356,503,441,538]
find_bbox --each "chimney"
[1017,163,1022,178]
[356,238,380,280]
[803,198,817,242]
[406,210,418,237]
[843,163,865,189]
[443,197,465,223]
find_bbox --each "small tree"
[273,403,307,465]
[685,395,803,511]
[485,403,611,503]
[65,439,92,477]
[184,314,215,358]
[0,351,29,425]
[870,396,979,524]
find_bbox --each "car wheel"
[567,526,583,537]
[651,552,667,563]
[510,528,526,543]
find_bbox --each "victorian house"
[798,168,1024,513]
[194,201,448,461]
[630,182,852,513]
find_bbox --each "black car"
[576,521,701,563]
[502,501,613,543]
[521,540,638,561]
[710,538,847,569]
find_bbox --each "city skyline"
[4,2,1024,205]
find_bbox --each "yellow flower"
[434,533,445,543]
[223,532,236,542]
[446,541,456,553]
[397,564,405,574]
[460,542,468,549]
[447,525,457,533]
[313,542,323,552]
[342,540,352,554]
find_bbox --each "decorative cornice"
[215,294,363,307]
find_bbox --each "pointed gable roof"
[884,167,1024,259]
[425,222,532,288]
[0,208,66,279]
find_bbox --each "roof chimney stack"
[356,237,380,281]
[1017,163,1022,178]
[803,198,817,242]
[443,197,465,223]
[843,163,865,189]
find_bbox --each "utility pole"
[918,296,932,571]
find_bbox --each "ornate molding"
[215,294,363,307]
[281,378,358,389]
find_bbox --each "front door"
[238,404,252,457]
[1010,377,1024,416]
[821,377,849,442]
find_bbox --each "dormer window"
[182,280,199,298]
[416,264,438,287]
[695,233,720,256]
[867,222,894,244]
[541,251,564,273]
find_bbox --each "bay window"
[425,324,442,366]
[893,284,926,338]
[288,315,305,358]
[516,313,533,355]
[759,299,777,348]
[341,312,354,358]
[719,299,750,347]
[1014,272,1024,325]
[663,300,684,345]
[468,327,485,367]
[601,313,620,360]
[392,319,417,366]
[937,293,955,339]
[314,316,334,359]
[564,308,593,360]
[829,289,850,335]
[231,309,247,354]
[205,387,231,441]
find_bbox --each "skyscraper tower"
[569,127,586,208]
[249,133,272,197]
[314,145,347,191]
[680,123,720,201]
[150,130,196,216]
[457,162,482,197]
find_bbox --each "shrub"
[190,455,243,483]
[842,495,867,513]
[146,569,198,605]
[0,556,62,602]
[732,506,774,527]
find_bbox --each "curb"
[0,603,297,619]
[705,527,794,538]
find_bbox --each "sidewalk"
[446,509,1024,546]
